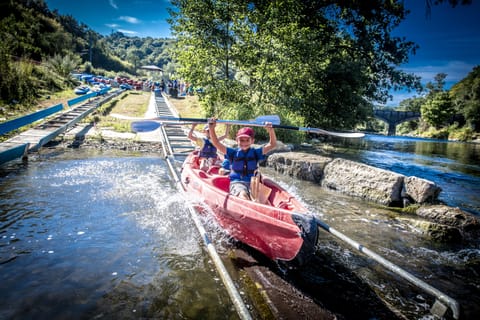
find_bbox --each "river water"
[321,134,480,216]
[0,150,238,319]
[1,136,479,319]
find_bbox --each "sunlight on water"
[0,152,237,319]
[413,246,480,265]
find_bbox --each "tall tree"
[421,91,455,128]
[450,66,480,130]
[169,0,421,130]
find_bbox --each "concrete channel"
[0,90,123,164]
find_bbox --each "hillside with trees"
[1,0,478,141]
[0,0,173,115]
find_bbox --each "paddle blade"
[253,115,281,125]
[131,120,161,132]
[313,129,365,138]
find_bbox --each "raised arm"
[208,118,227,155]
[262,122,277,155]
[187,124,197,142]
[217,124,230,141]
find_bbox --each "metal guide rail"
[154,94,252,320]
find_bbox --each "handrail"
[0,103,63,135]
[67,92,98,107]
[155,96,252,320]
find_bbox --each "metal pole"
[315,218,460,319]
[155,97,252,320]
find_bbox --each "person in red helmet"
[208,118,277,200]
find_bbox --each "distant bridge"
[373,110,421,136]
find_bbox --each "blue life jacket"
[199,138,217,159]
[228,148,261,182]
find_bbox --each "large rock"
[267,152,331,182]
[416,205,480,232]
[405,219,463,243]
[404,176,442,204]
[398,205,480,242]
[321,158,404,206]
[266,152,441,207]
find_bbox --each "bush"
[448,125,473,141]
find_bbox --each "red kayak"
[181,151,318,267]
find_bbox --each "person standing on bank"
[188,123,230,171]
[208,117,277,200]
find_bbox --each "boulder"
[267,152,331,182]
[405,219,463,243]
[321,158,404,206]
[415,205,480,232]
[266,152,441,206]
[404,176,442,204]
[396,205,480,242]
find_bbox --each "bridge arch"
[373,110,421,135]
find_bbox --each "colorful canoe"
[181,151,318,267]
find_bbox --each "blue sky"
[45,0,480,106]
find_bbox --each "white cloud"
[403,60,476,85]
[109,0,118,10]
[105,23,120,28]
[119,16,141,24]
[117,29,138,35]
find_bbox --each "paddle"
[188,115,364,138]
[272,124,364,138]
[158,115,281,126]
[131,115,280,133]
[131,120,162,132]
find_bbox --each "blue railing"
[0,103,64,136]
[67,92,98,107]
[66,87,111,107]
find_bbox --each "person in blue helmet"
[207,118,277,200]
[188,123,230,171]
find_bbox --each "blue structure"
[0,103,63,135]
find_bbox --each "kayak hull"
[181,151,318,266]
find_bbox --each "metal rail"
[155,101,252,320]
[314,218,460,319]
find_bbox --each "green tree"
[46,53,81,78]
[450,66,480,130]
[421,92,455,128]
[169,0,421,131]
[425,73,447,95]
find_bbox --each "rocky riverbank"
[265,150,480,243]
